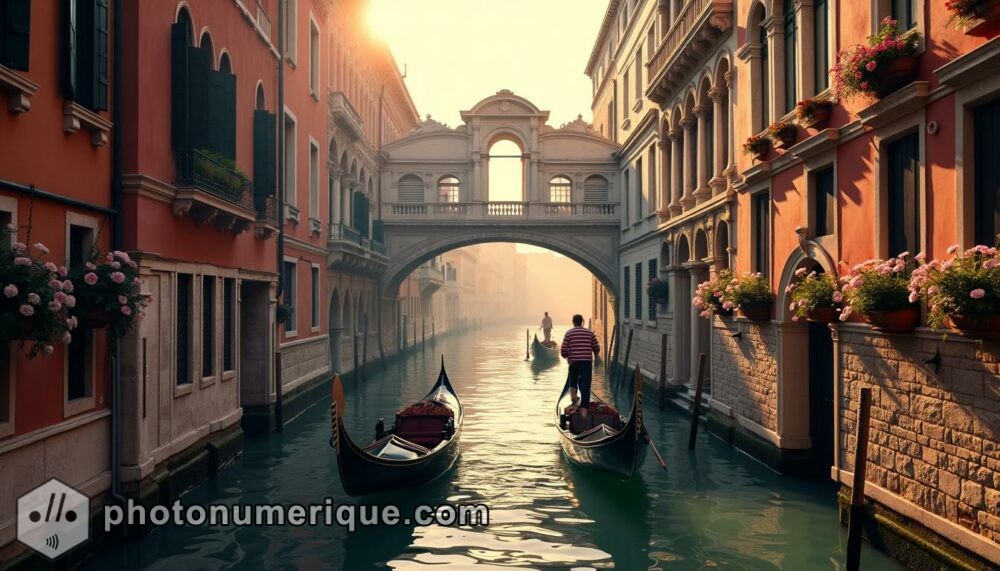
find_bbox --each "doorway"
[807,321,834,475]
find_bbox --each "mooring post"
[688,352,708,450]
[659,333,668,410]
[847,387,874,571]
[274,351,284,432]
[361,313,369,382]
[618,328,634,387]
[525,328,530,361]
[352,331,359,378]
[607,325,618,377]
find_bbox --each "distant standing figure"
[541,312,553,342]
[560,314,600,417]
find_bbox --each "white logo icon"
[17,478,90,559]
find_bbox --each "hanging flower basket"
[68,251,149,343]
[875,55,918,99]
[796,99,833,129]
[693,270,737,318]
[945,314,1000,340]
[865,307,920,333]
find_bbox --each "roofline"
[585,0,621,75]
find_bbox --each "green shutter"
[61,0,78,98]
[372,220,384,243]
[205,69,236,159]
[187,46,212,152]
[223,71,237,159]
[2,0,31,71]
[170,22,190,150]
[253,110,277,209]
[93,0,109,111]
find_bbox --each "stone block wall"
[280,337,330,392]
[710,317,778,432]
[836,325,1000,546]
[620,311,672,383]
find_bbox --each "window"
[623,268,631,318]
[438,176,460,203]
[646,28,655,64]
[759,14,769,129]
[311,265,320,330]
[636,157,644,217]
[814,0,830,93]
[783,0,797,114]
[61,0,110,111]
[202,276,215,378]
[0,0,31,71]
[891,0,915,31]
[974,99,1000,246]
[634,49,642,100]
[753,193,770,275]
[607,101,615,141]
[813,166,835,237]
[549,176,571,203]
[282,260,297,334]
[634,263,642,320]
[399,174,424,203]
[623,169,630,223]
[647,259,658,321]
[285,0,297,63]
[623,72,630,119]
[0,344,10,437]
[487,139,523,201]
[284,112,297,206]
[887,133,920,257]
[648,146,657,213]
[584,175,609,203]
[309,139,319,217]
[309,18,319,95]
[67,222,95,405]
[176,273,193,386]
[223,278,235,372]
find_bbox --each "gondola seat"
[364,435,431,460]
[394,400,455,448]
[565,403,623,435]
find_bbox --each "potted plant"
[196,149,249,198]
[839,255,918,333]
[786,268,843,323]
[68,250,149,343]
[646,277,670,305]
[0,224,74,358]
[833,18,919,100]
[909,245,1000,340]
[946,0,1000,32]
[276,302,295,326]
[693,269,736,317]
[743,134,770,162]
[795,98,833,129]
[768,121,798,149]
[730,272,773,322]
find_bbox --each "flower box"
[740,304,772,322]
[945,314,1000,340]
[834,18,919,101]
[875,55,918,99]
[865,307,920,333]
[796,99,833,129]
[743,135,771,162]
[768,121,798,150]
[806,307,840,324]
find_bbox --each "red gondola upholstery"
[394,400,454,448]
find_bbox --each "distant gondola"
[531,334,560,361]
[330,359,462,496]
[555,368,649,480]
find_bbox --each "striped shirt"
[560,326,599,363]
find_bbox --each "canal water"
[85,325,901,570]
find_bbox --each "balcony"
[328,223,387,275]
[412,266,445,296]
[386,201,619,222]
[646,0,733,106]
[173,148,256,234]
[253,194,279,238]
[329,91,364,141]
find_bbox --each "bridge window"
[549,176,572,203]
[398,174,424,202]
[438,176,460,203]
[487,139,523,202]
[584,175,609,202]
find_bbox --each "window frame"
[437,176,461,203]
[647,258,658,323]
[951,67,1000,248]
[222,276,236,379]
[751,190,771,277]
[310,263,321,332]
[548,176,572,203]
[308,14,320,98]
[283,107,298,209]
[875,118,926,259]
[633,262,642,321]
[884,131,921,258]
[285,0,298,65]
[283,257,298,338]
[309,136,319,220]
[64,212,98,418]
[0,196,17,438]
[175,272,194,392]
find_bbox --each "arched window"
[783,0,797,114]
[200,31,214,66]
[398,174,424,203]
[255,83,266,110]
[438,176,460,203]
[583,175,609,203]
[487,138,524,202]
[758,11,769,129]
[219,52,232,75]
[549,176,572,203]
[176,8,194,45]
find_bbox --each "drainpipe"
[275,0,286,431]
[110,0,126,503]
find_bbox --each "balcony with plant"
[173,148,256,233]
[908,245,1000,339]
[743,134,771,162]
[767,121,798,150]
[646,277,670,305]
[795,98,833,129]
[833,18,919,101]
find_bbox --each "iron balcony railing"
[329,222,364,245]
[256,194,278,225]
[175,148,254,210]
[370,240,387,256]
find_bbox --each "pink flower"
[62,332,72,344]
[860,81,870,91]
[110,261,121,269]
[832,291,843,303]
[66,316,78,330]
[44,262,57,273]
[13,257,32,266]
[789,303,797,311]
[908,291,919,304]
[106,253,114,263]
[54,292,68,304]
[865,60,877,72]
[84,272,99,285]
[49,279,63,291]
[3,284,17,298]
[914,252,926,262]
[48,300,62,311]
[85,262,96,271]
[27,293,40,305]
[59,266,68,277]
[137,311,146,321]
[985,259,1000,269]
[19,304,34,317]
[118,295,128,304]
[62,280,74,293]
[120,305,132,316]
[43,345,54,355]
[32,242,49,254]
[111,272,126,284]
[947,244,960,255]
[133,277,143,286]
[64,295,75,308]
[840,306,853,320]
[14,242,26,253]
[970,288,986,299]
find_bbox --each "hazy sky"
[368,0,607,128]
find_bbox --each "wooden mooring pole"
[658,333,668,410]
[274,351,284,432]
[607,325,619,377]
[618,328,634,387]
[847,387,874,571]
[525,328,530,361]
[687,352,708,450]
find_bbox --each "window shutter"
[223,71,237,159]
[61,0,79,99]
[372,220,384,243]
[2,0,31,71]
[398,175,423,202]
[187,46,212,152]
[584,176,609,202]
[93,0,109,110]
[253,110,277,209]
[171,22,191,150]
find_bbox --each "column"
[330,169,342,227]
[680,114,696,210]
[709,88,727,196]
[669,264,690,384]
[693,105,711,204]
[767,17,785,128]
[657,0,669,42]
[472,155,482,201]
[687,263,709,388]
[658,140,670,217]
[725,70,737,176]
[668,128,683,216]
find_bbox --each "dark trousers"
[567,361,593,408]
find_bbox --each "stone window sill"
[285,203,300,224]
[857,81,930,130]
[200,375,217,388]
[222,370,236,382]
[174,383,194,398]
[0,65,39,114]
[63,101,112,147]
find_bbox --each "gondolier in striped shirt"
[560,314,600,417]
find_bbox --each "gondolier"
[541,312,553,342]
[560,314,600,416]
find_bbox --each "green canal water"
[84,325,902,569]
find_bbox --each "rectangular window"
[891,0,916,30]
[311,265,320,330]
[309,140,319,217]
[285,0,297,63]
[0,0,31,71]
[634,49,642,99]
[636,157,644,218]
[202,276,215,378]
[623,71,630,119]
[648,145,657,213]
[284,113,296,206]
[176,273,193,385]
[814,0,829,93]
[813,166,835,237]
[67,223,95,403]
[887,133,920,257]
[309,18,319,95]
[974,98,1000,246]
[623,268,631,318]
[647,258,658,321]
[783,3,797,114]
[753,192,770,276]
[61,0,109,111]
[282,260,297,333]
[634,263,642,320]
[646,28,655,64]
[607,101,614,141]
[623,169,630,223]
[223,278,235,372]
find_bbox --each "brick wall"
[710,317,778,432]
[837,325,1000,544]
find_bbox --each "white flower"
[3,284,17,298]
[27,292,40,305]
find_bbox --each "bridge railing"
[386,202,619,220]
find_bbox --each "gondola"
[531,334,560,361]
[330,358,462,496]
[555,368,649,480]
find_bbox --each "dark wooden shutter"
[974,99,1000,246]
[187,46,212,152]
[93,0,109,110]
[372,220,384,243]
[887,133,919,256]
[253,110,277,209]
[171,22,191,150]
[2,0,31,71]
[61,0,79,99]
[206,69,227,156]
[222,71,236,159]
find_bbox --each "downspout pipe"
[110,0,126,503]
[275,0,286,432]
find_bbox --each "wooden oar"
[644,431,668,471]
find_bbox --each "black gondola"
[555,367,649,480]
[531,334,560,361]
[330,359,462,496]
